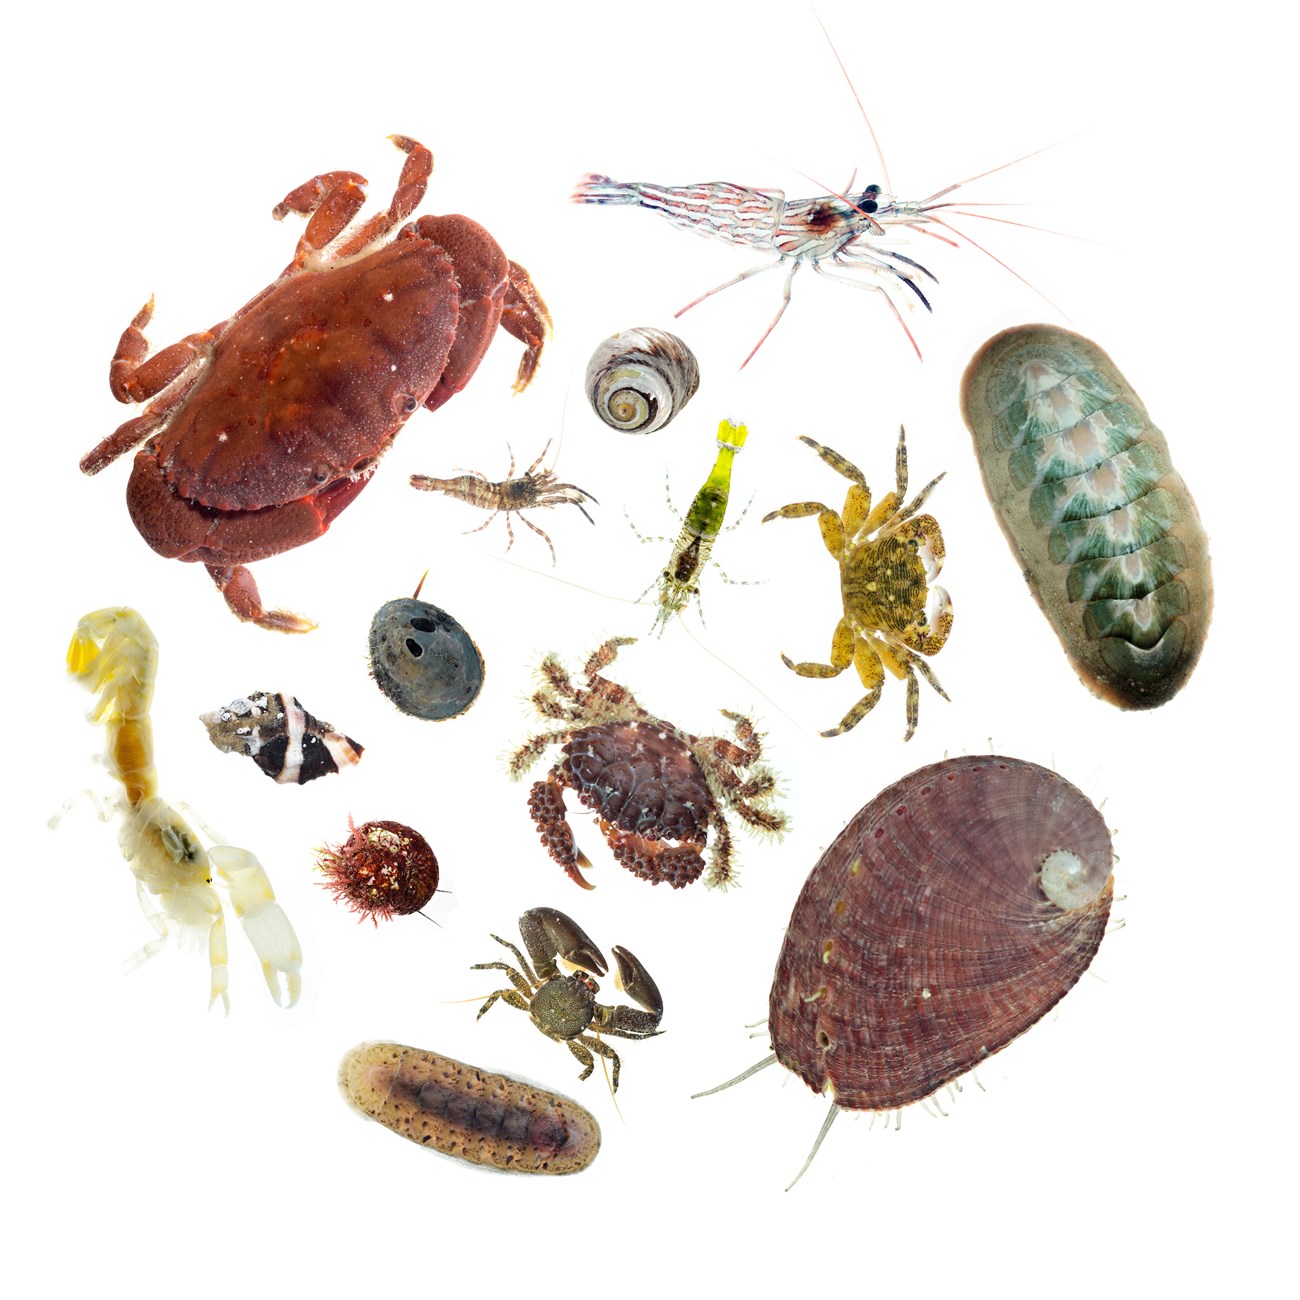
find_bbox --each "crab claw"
[527,773,596,888]
[210,846,303,1009]
[606,945,664,1037]
[519,906,607,981]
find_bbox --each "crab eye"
[403,396,420,413]
[311,462,331,483]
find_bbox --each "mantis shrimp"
[636,417,750,634]
[60,608,302,1011]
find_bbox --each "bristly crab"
[509,638,788,889]
[472,906,663,1092]
[81,135,551,632]
[762,428,953,739]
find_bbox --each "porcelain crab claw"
[519,904,608,980]
[603,943,665,1038]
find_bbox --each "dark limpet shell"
[369,596,484,720]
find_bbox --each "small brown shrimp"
[410,440,597,565]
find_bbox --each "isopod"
[961,324,1212,708]
[697,755,1113,1185]
[585,327,700,433]
[339,1041,601,1174]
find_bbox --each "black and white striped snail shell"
[584,327,700,434]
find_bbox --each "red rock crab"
[509,638,788,889]
[81,135,551,631]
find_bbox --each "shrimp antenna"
[813,6,892,194]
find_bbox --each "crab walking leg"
[85,303,223,476]
[209,846,303,1009]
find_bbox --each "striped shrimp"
[60,608,302,1012]
[572,20,1053,368]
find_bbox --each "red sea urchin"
[316,820,440,923]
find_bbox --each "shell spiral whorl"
[585,327,700,434]
[769,755,1113,1112]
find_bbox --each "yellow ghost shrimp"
[61,607,302,1012]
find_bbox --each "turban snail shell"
[585,327,700,434]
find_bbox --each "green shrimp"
[641,418,749,634]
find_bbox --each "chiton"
[770,755,1113,1111]
[340,1042,600,1174]
[961,324,1211,708]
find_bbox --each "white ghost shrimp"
[58,607,302,1012]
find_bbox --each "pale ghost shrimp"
[60,608,302,1012]
[572,18,1056,368]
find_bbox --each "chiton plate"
[961,324,1211,708]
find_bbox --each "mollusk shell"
[770,756,1113,1111]
[340,1042,600,1174]
[200,691,362,784]
[369,595,484,721]
[585,327,700,433]
[961,324,1211,708]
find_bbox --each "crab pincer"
[472,907,663,1092]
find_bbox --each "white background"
[7,1,1293,1295]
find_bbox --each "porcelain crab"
[81,135,551,631]
[472,906,663,1091]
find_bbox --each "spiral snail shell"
[585,327,700,433]
[771,755,1113,1112]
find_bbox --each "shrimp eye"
[860,184,881,214]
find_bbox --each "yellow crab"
[762,428,952,739]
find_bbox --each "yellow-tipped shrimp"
[61,608,301,1012]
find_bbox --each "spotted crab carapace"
[509,638,788,889]
[81,135,551,631]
